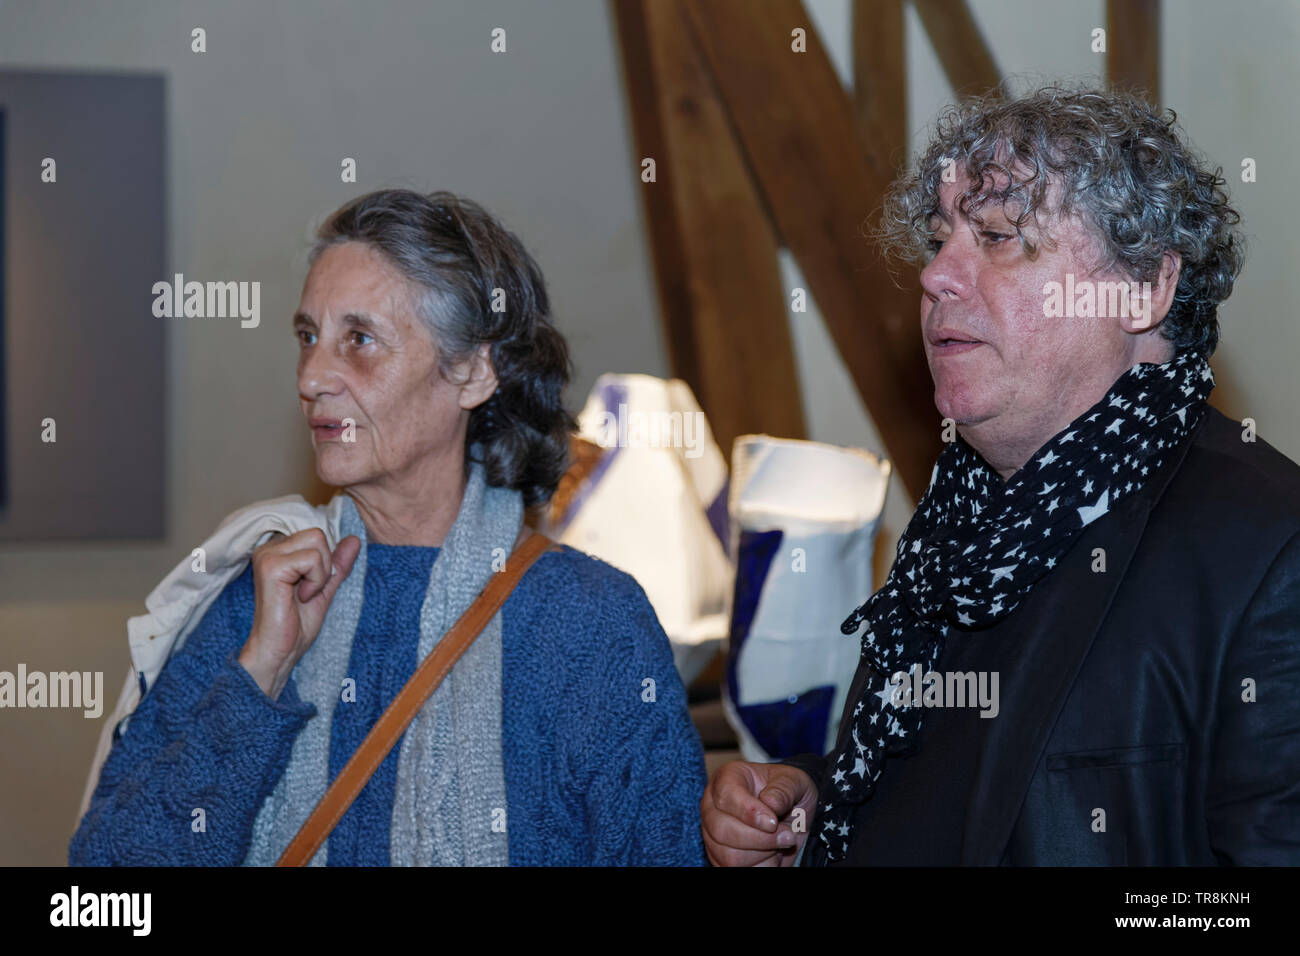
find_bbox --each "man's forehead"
[932,171,1062,224]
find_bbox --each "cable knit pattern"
[69,542,708,866]
[329,544,442,865]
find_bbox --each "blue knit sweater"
[70,542,708,866]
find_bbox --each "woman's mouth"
[309,418,348,441]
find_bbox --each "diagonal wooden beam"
[681,0,940,500]
[612,0,806,456]
[912,0,1002,98]
[1106,0,1160,103]
[852,0,922,423]
[611,0,700,394]
[854,0,907,186]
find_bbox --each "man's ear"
[457,343,499,410]
[1123,249,1181,334]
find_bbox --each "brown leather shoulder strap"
[275,525,557,866]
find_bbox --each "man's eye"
[349,331,373,346]
[296,330,316,346]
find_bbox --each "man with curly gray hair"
[703,85,1300,866]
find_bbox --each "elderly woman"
[704,85,1300,866]
[71,189,707,866]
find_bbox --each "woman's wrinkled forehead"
[301,241,429,334]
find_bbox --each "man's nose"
[919,235,976,302]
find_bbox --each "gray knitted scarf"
[242,455,518,866]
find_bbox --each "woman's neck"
[345,454,468,546]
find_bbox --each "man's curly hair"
[876,84,1246,358]
[310,189,576,507]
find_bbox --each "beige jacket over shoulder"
[76,493,349,823]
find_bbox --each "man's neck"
[969,341,1178,481]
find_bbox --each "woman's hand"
[237,528,362,700]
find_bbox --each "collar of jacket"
[127,493,349,693]
[77,493,347,823]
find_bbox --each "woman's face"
[293,241,490,491]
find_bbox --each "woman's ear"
[457,343,499,410]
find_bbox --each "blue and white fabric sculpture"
[723,436,891,762]
[545,373,733,686]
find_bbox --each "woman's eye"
[981,231,1012,244]
[925,237,946,253]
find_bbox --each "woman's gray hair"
[876,83,1245,358]
[309,188,576,507]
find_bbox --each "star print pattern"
[815,349,1215,863]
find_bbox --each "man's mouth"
[928,326,984,348]
[932,337,984,355]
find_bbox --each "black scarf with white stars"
[813,348,1215,864]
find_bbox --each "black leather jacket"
[785,406,1300,865]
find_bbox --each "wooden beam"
[1106,0,1160,103]
[611,0,700,394]
[853,0,906,185]
[611,0,806,455]
[852,0,910,376]
[851,0,915,384]
[681,0,940,501]
[912,0,1002,98]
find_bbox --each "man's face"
[919,173,1163,475]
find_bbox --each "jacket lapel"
[960,408,1209,864]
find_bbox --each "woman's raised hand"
[237,528,362,700]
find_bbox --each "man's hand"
[701,760,818,866]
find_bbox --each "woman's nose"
[298,342,344,399]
